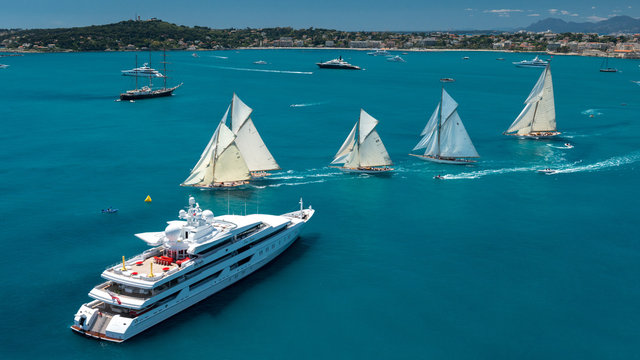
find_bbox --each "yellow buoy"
[144,195,152,202]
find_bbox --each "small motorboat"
[564,143,574,149]
[440,78,455,83]
[102,208,119,214]
[192,53,199,58]
[462,56,470,60]
[496,58,505,61]
[434,175,444,180]
[386,55,405,62]
[537,168,557,175]
[253,60,267,65]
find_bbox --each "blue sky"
[1,0,638,30]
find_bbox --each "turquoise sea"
[0,49,638,359]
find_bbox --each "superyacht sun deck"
[71,196,314,343]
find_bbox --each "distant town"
[1,18,639,58]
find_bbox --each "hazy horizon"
[1,1,638,31]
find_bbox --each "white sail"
[421,103,439,136]
[213,143,251,183]
[413,88,478,158]
[182,108,229,186]
[359,129,393,167]
[343,139,360,168]
[439,111,479,158]
[506,66,556,134]
[414,103,440,150]
[182,107,251,186]
[234,117,280,171]
[181,127,218,186]
[230,93,253,133]
[229,94,280,172]
[531,68,556,131]
[358,109,378,143]
[332,123,357,164]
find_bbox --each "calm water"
[0,50,638,359]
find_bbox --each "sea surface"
[0,50,638,359]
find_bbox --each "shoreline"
[0,47,609,58]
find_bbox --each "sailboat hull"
[120,84,182,100]
[180,181,250,189]
[409,154,477,165]
[330,166,393,174]
[505,131,561,139]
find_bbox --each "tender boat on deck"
[71,196,314,342]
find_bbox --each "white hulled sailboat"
[504,65,560,138]
[410,85,479,164]
[229,94,280,178]
[181,107,251,188]
[330,109,393,173]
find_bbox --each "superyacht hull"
[316,63,361,70]
[71,217,309,343]
[409,154,477,164]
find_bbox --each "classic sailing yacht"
[120,50,182,101]
[410,83,479,164]
[504,65,560,138]
[330,109,393,173]
[181,106,251,188]
[228,94,280,178]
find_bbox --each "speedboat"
[367,49,390,56]
[440,78,455,82]
[121,63,165,77]
[191,53,199,58]
[386,55,405,62]
[71,196,314,342]
[462,56,470,60]
[102,208,119,214]
[537,168,557,175]
[316,56,361,70]
[253,60,267,65]
[513,55,549,68]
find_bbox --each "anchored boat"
[71,196,314,343]
[330,109,393,173]
[410,82,479,164]
[120,50,182,101]
[504,65,560,138]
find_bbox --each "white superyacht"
[71,196,314,342]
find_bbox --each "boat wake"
[581,109,602,116]
[211,66,313,75]
[441,166,537,180]
[549,152,640,175]
[547,144,574,149]
[441,152,639,179]
[290,102,326,108]
[252,168,343,188]
[210,55,229,59]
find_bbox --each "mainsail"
[181,107,251,187]
[413,89,479,158]
[505,66,556,135]
[332,109,392,168]
[229,94,280,172]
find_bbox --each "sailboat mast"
[148,49,153,88]
[437,84,443,157]
[135,55,138,90]
[163,48,167,90]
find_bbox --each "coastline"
[0,47,603,58]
